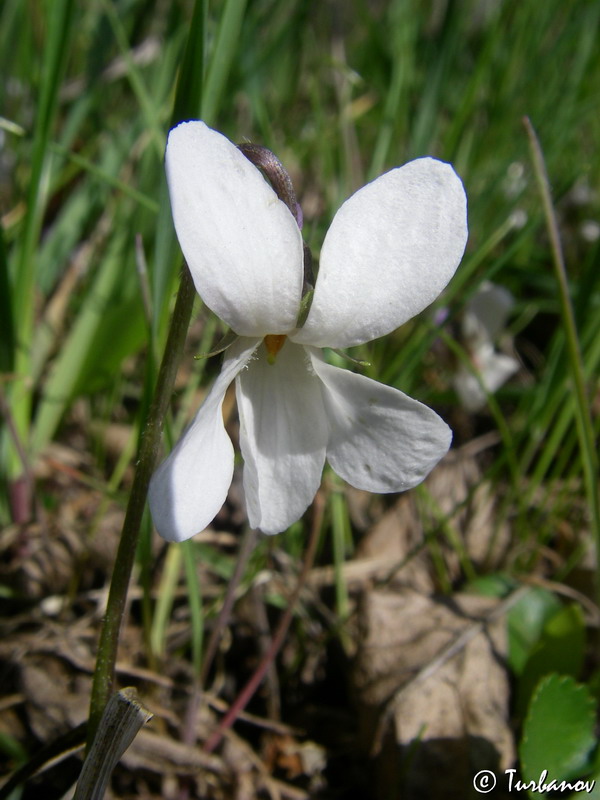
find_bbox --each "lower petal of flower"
[149,338,260,542]
[236,340,328,534]
[308,349,452,493]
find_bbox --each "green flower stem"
[524,117,600,596]
[87,266,197,748]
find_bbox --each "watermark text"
[473,769,596,794]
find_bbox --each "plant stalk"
[87,266,196,747]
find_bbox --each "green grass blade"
[30,230,137,454]
[151,0,208,338]
[170,0,207,126]
[525,118,600,595]
[202,0,249,126]
[182,539,204,674]
[330,486,351,651]
[99,0,165,159]
[9,0,76,465]
[150,544,182,659]
[0,224,14,373]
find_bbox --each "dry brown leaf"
[352,588,514,799]
[20,656,90,741]
[357,441,512,591]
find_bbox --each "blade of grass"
[0,224,14,373]
[49,141,160,212]
[524,117,600,600]
[30,229,139,454]
[170,0,207,127]
[201,0,249,126]
[150,544,182,659]
[181,540,204,674]
[330,486,351,653]
[367,0,417,180]
[150,0,207,339]
[8,0,76,476]
[99,0,165,159]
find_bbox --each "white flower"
[453,281,519,412]
[148,121,468,540]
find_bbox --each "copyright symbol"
[473,770,496,793]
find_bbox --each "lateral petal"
[236,341,328,534]
[309,350,451,492]
[149,338,260,542]
[295,158,468,348]
[166,121,304,336]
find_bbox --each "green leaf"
[463,572,516,598]
[520,674,597,791]
[517,603,586,716]
[507,587,562,675]
[571,776,600,800]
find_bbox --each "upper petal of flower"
[148,338,260,542]
[166,121,304,336]
[235,341,328,534]
[308,349,452,492]
[294,158,468,348]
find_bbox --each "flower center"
[264,334,287,365]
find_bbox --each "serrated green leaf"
[520,674,597,791]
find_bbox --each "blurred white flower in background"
[453,281,519,412]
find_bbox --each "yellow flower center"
[264,334,287,364]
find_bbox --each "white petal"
[149,338,260,542]
[295,158,468,348]
[166,121,304,336]
[309,350,451,492]
[453,346,519,412]
[465,281,514,343]
[481,349,519,393]
[236,341,328,534]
